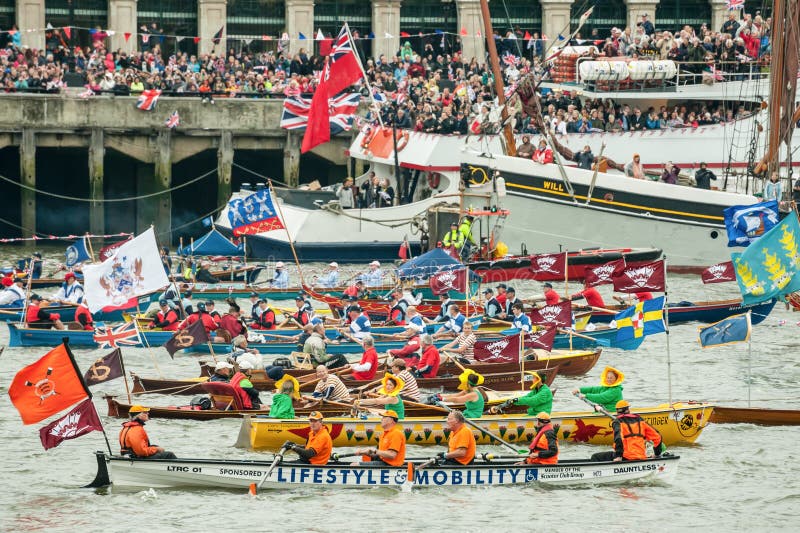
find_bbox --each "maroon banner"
[529,253,566,279]
[524,326,557,351]
[429,269,468,295]
[164,319,209,358]
[528,301,572,328]
[701,261,736,284]
[83,348,124,386]
[98,238,132,261]
[612,260,666,293]
[473,334,521,364]
[39,399,104,451]
[584,259,625,287]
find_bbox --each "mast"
[754,0,799,179]
[479,0,517,156]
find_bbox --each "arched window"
[656,0,711,33]
[572,0,626,39]
[227,0,285,53]
[138,0,197,54]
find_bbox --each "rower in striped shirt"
[389,358,421,402]
[440,320,478,363]
[305,365,351,406]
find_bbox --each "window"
[314,0,371,37]
[489,0,542,33]
[0,0,14,31]
[572,0,626,39]
[45,0,107,48]
[656,0,711,32]
[138,0,197,54]
[227,0,285,52]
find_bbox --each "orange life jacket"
[615,413,662,461]
[527,423,559,464]
[229,372,253,409]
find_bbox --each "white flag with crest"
[83,228,169,312]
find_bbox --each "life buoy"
[427,172,441,188]
[395,131,409,152]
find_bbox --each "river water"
[0,248,798,532]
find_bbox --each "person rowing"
[119,406,176,460]
[482,287,502,319]
[572,366,625,412]
[590,400,665,462]
[53,272,84,304]
[432,303,466,339]
[354,373,405,419]
[510,302,532,332]
[352,409,406,466]
[431,369,485,418]
[26,294,66,330]
[269,372,299,419]
[303,365,351,407]
[412,334,441,378]
[516,412,559,465]
[383,288,408,326]
[439,319,477,363]
[282,411,332,465]
[433,410,476,465]
[347,335,379,380]
[491,371,552,415]
[389,358,421,402]
[339,305,371,343]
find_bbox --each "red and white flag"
[93,322,141,349]
[98,237,132,261]
[135,89,161,111]
[301,60,332,153]
[584,259,625,287]
[39,399,104,450]
[701,261,736,284]
[612,260,666,293]
[473,334,521,364]
[524,326,557,351]
[529,253,566,279]
[165,110,180,129]
[528,301,572,327]
[429,268,468,295]
[326,24,364,97]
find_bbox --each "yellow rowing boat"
[239,402,713,451]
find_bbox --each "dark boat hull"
[586,298,777,325]
[709,406,800,426]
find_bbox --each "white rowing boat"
[87,451,679,489]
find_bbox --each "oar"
[573,391,614,417]
[250,443,289,494]
[442,352,467,372]
[556,327,610,346]
[481,452,527,462]
[330,452,364,463]
[434,401,525,455]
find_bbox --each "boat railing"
[572,57,768,93]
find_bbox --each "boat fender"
[360,126,377,149]
[395,130,410,152]
[427,172,441,189]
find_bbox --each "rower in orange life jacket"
[119,405,176,459]
[519,412,559,465]
[228,361,261,409]
[26,294,66,330]
[74,302,94,331]
[591,400,665,462]
[180,302,217,333]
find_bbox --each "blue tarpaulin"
[179,228,244,256]
[396,248,466,280]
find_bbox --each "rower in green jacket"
[500,371,552,415]
[573,366,624,412]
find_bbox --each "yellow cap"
[536,412,551,421]
[616,400,630,410]
[129,405,150,414]
[379,410,399,420]
[308,411,324,421]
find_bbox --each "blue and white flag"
[732,213,800,305]
[698,312,751,348]
[723,200,780,247]
[227,189,285,236]
[65,237,91,267]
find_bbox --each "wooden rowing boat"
[709,406,800,426]
[87,451,680,489]
[130,365,561,396]
[585,298,777,326]
[241,402,714,450]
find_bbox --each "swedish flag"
[615,296,666,342]
[698,312,751,348]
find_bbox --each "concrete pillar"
[710,0,735,33]
[16,0,46,49]
[541,0,574,47]
[108,0,138,54]
[372,0,401,61]
[284,132,300,188]
[456,0,486,62]
[88,128,105,237]
[152,132,173,240]
[198,0,227,56]
[286,0,314,55]
[625,0,661,32]
[217,131,233,209]
[19,129,36,236]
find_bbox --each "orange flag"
[8,343,89,425]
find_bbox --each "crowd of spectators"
[0,8,773,138]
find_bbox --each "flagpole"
[664,255,673,406]
[134,318,165,379]
[85,232,96,263]
[268,180,306,287]
[519,330,524,391]
[747,310,752,407]
[343,22,385,128]
[117,348,133,404]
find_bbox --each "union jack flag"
[280,92,361,133]
[325,24,364,96]
[502,52,520,67]
[165,110,180,129]
[93,322,141,349]
[135,89,161,111]
[726,0,744,9]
